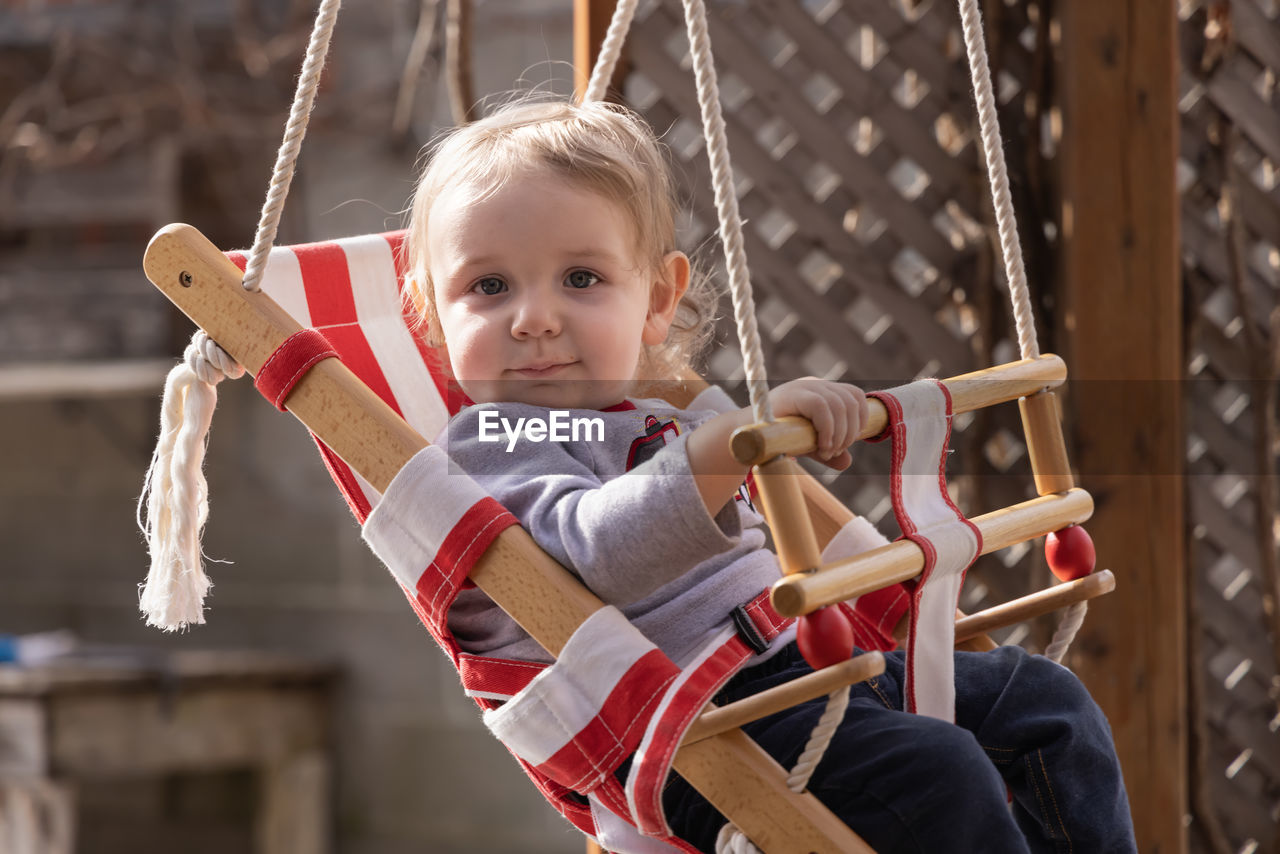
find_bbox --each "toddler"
[404,97,1136,854]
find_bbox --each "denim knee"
[812,711,1027,853]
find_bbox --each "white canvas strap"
[869,381,982,721]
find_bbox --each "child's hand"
[767,378,869,470]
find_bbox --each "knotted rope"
[138,0,343,630]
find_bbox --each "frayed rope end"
[137,338,241,631]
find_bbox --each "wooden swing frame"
[143,222,1113,853]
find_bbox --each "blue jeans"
[660,643,1137,853]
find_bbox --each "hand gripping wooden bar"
[729,355,1069,467]
[143,224,870,854]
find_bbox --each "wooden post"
[1058,4,1185,852]
[574,0,624,101]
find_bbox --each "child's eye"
[473,277,507,296]
[565,270,600,289]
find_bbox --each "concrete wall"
[0,2,596,851]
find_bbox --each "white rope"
[241,0,343,293]
[1044,600,1088,664]
[956,0,1039,361]
[581,0,639,104]
[680,0,772,424]
[139,0,343,629]
[714,684,851,852]
[183,330,245,386]
[785,684,850,791]
[715,822,763,854]
[137,334,245,630]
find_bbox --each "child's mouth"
[512,361,575,377]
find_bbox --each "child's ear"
[642,251,690,346]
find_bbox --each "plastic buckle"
[730,604,770,655]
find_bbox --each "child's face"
[426,170,687,410]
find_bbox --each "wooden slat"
[832,0,958,99]
[1190,484,1263,574]
[1231,0,1280,74]
[733,1,980,211]
[773,488,1094,616]
[642,3,961,272]
[1188,397,1256,478]
[682,652,886,746]
[1181,206,1276,327]
[1205,63,1280,165]
[638,62,972,372]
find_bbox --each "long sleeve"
[439,403,745,606]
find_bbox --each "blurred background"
[0,1,1277,853]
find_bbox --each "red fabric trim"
[848,583,909,651]
[312,435,372,522]
[459,654,548,698]
[630,635,752,836]
[412,498,519,645]
[902,531,939,714]
[535,648,681,793]
[934,383,985,557]
[254,328,338,410]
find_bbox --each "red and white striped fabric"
[869,380,982,721]
[227,232,748,849]
[227,233,608,837]
[228,232,455,521]
[482,606,681,794]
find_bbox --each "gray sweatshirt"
[436,398,785,665]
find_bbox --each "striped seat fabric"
[225,232,705,851]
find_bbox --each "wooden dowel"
[771,488,1095,617]
[754,456,823,575]
[954,570,1116,643]
[730,355,1068,466]
[1019,390,1076,495]
[682,652,885,747]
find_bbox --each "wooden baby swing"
[137,0,1116,851]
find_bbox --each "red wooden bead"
[797,606,854,671]
[1045,524,1096,581]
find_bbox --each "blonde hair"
[403,96,718,378]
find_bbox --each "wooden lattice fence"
[1180,1,1280,851]
[625,0,1280,850]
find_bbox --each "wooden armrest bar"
[730,354,1068,467]
[772,488,1094,617]
[682,652,885,747]
[954,570,1115,644]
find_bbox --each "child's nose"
[510,293,560,339]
